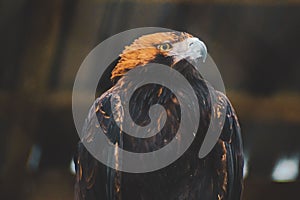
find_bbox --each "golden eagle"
[74,32,243,200]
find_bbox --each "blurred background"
[1,0,300,199]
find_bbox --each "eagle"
[74,32,244,200]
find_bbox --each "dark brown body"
[74,59,243,200]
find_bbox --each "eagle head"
[111,31,207,80]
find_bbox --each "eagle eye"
[157,43,172,51]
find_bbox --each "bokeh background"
[1,0,300,199]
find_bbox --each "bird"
[74,31,244,200]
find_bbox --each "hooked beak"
[186,37,207,63]
[168,37,208,63]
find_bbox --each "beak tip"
[199,41,208,63]
[202,54,207,63]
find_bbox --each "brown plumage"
[75,31,243,200]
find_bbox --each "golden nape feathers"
[111,32,193,80]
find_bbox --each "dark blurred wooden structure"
[1,0,300,199]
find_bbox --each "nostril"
[189,42,194,47]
